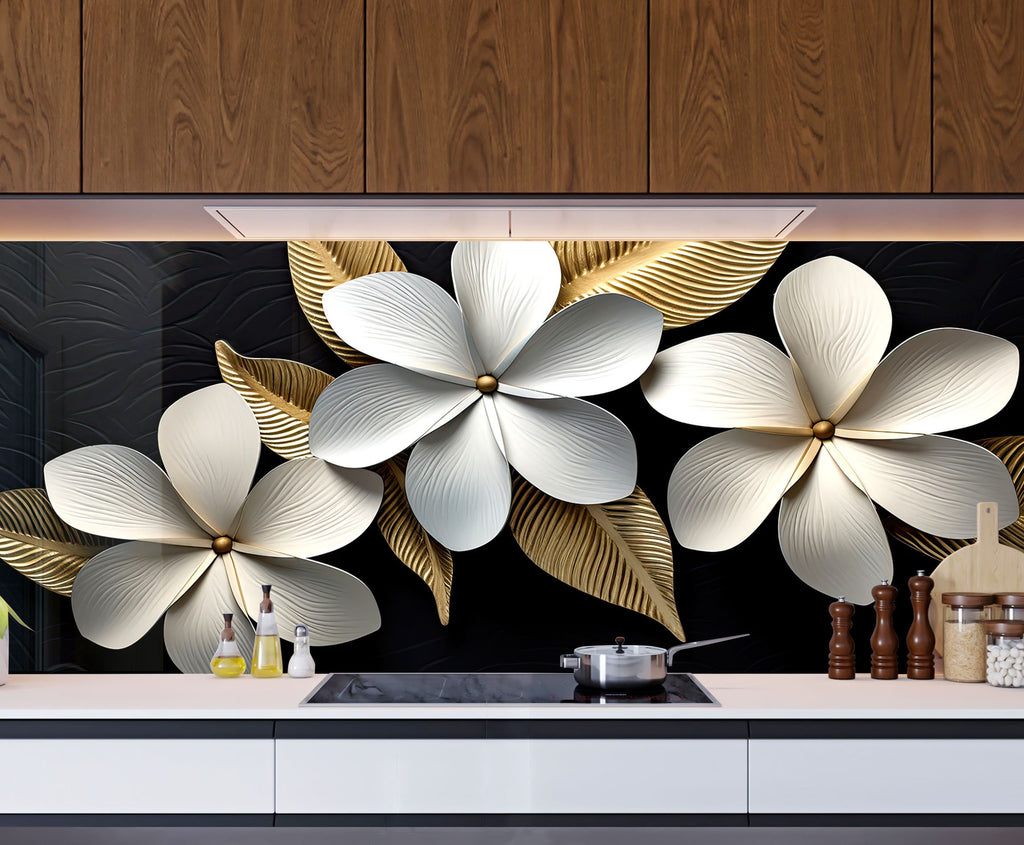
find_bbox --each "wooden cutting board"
[930,502,1024,655]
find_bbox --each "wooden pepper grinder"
[870,580,899,679]
[907,570,936,680]
[828,596,856,679]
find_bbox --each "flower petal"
[406,400,511,551]
[774,256,892,420]
[234,457,383,557]
[667,430,815,552]
[837,328,1019,434]
[71,542,214,649]
[642,333,811,431]
[499,293,663,397]
[832,435,1020,537]
[779,450,892,605]
[157,384,261,536]
[309,363,479,467]
[493,395,636,503]
[163,563,254,674]
[225,551,381,645]
[322,271,477,381]
[44,445,207,543]
[452,241,561,374]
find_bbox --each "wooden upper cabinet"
[82,0,364,193]
[934,1,1024,192]
[650,0,931,193]
[366,0,648,193]
[0,1,80,193]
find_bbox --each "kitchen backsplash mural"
[2,241,1024,675]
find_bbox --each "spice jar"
[985,620,1024,688]
[941,592,993,683]
[994,593,1024,622]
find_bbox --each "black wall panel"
[2,241,1022,674]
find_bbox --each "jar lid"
[941,592,994,607]
[984,619,1024,637]
[995,593,1024,607]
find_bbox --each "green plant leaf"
[0,596,30,639]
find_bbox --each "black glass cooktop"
[302,673,719,705]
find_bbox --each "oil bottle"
[210,613,246,678]
[251,584,283,677]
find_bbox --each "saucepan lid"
[574,637,664,658]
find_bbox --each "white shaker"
[287,624,316,678]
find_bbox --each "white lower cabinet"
[275,738,748,815]
[0,739,274,814]
[10,725,1018,818]
[749,739,1023,814]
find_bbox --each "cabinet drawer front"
[0,739,274,814]
[276,739,747,814]
[750,739,1021,814]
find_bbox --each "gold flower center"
[212,536,233,555]
[476,374,498,393]
[812,420,835,440]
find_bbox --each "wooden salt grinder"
[870,580,898,679]
[828,597,855,680]
[907,570,936,680]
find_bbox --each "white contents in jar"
[987,638,1024,688]
[944,621,987,682]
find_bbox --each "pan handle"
[559,654,581,670]
[666,634,749,667]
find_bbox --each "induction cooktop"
[301,672,719,705]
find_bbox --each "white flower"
[308,241,663,551]
[642,256,1020,604]
[44,384,383,672]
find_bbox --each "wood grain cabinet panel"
[650,0,930,193]
[934,1,1024,192]
[367,0,647,193]
[0,0,80,192]
[83,0,364,193]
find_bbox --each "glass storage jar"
[985,619,1024,688]
[941,592,993,683]
[994,593,1024,622]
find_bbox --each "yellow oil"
[251,635,283,677]
[210,655,246,678]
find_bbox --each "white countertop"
[1,673,1023,720]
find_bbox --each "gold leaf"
[509,479,685,640]
[215,340,335,460]
[376,455,453,625]
[888,436,1024,560]
[0,488,114,596]
[551,240,786,329]
[287,240,406,367]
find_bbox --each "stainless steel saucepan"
[559,634,748,690]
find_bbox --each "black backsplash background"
[2,241,1024,675]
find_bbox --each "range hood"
[5,196,1024,241]
[205,201,814,240]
